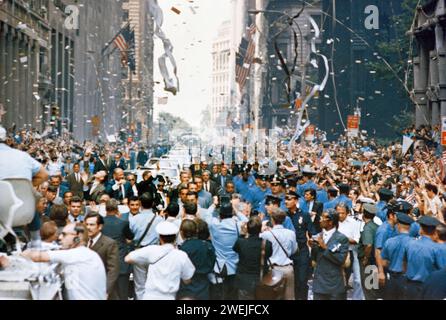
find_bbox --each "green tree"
[367,0,423,89]
[158,112,192,132]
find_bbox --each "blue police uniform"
[324,194,352,211]
[258,193,287,215]
[248,185,271,211]
[316,188,329,204]
[381,232,412,299]
[297,180,318,198]
[376,201,388,222]
[404,236,445,299]
[409,222,420,238]
[375,221,397,250]
[233,177,254,202]
[287,208,317,300]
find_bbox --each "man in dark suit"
[66,163,85,199]
[136,147,149,167]
[299,188,324,233]
[108,153,127,180]
[201,170,221,197]
[85,171,107,203]
[215,165,233,190]
[101,199,134,300]
[310,209,349,300]
[85,212,120,300]
[106,168,132,203]
[94,152,109,176]
[137,170,157,197]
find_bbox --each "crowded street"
[1,0,446,302]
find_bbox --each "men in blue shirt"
[258,176,286,214]
[204,203,248,300]
[331,184,353,210]
[375,203,398,296]
[381,213,414,300]
[285,191,316,300]
[233,168,255,203]
[0,126,49,248]
[296,167,318,198]
[248,175,270,211]
[403,216,446,300]
[193,176,212,209]
[376,188,394,223]
[261,195,295,232]
[323,187,339,211]
[128,193,164,299]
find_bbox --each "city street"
[0,0,446,302]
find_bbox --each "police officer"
[403,216,446,300]
[374,201,398,295]
[285,191,316,300]
[296,166,318,198]
[248,175,270,211]
[376,188,394,223]
[258,175,286,214]
[261,195,295,232]
[381,213,414,300]
[358,203,380,300]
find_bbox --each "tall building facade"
[121,0,154,144]
[73,0,125,142]
[260,0,322,130]
[211,20,232,131]
[411,0,446,128]
[0,0,76,133]
[319,0,411,139]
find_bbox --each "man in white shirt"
[424,183,443,218]
[21,223,107,300]
[336,202,364,300]
[68,196,84,223]
[125,221,195,300]
[260,208,298,300]
[129,192,164,299]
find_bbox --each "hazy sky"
[152,0,232,127]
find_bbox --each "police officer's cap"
[156,221,179,236]
[396,213,414,225]
[285,191,299,199]
[378,188,394,200]
[265,195,281,205]
[395,200,413,214]
[418,216,440,228]
[270,175,283,185]
[286,178,297,187]
[363,203,378,215]
[302,165,317,177]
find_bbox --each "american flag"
[406,192,416,205]
[112,24,136,71]
[236,23,256,92]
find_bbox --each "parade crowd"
[0,124,446,300]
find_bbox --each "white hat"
[0,126,6,141]
[156,221,179,236]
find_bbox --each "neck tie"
[88,239,93,248]
[76,173,80,183]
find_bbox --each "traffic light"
[51,105,60,121]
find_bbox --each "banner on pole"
[441,116,446,146]
[402,135,414,156]
[305,125,315,141]
[347,115,359,137]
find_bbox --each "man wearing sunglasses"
[21,223,107,300]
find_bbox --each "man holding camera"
[21,223,107,300]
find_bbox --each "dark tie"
[88,239,93,248]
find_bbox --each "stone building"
[411,0,446,128]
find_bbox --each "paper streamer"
[288,16,329,160]
[147,0,180,95]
